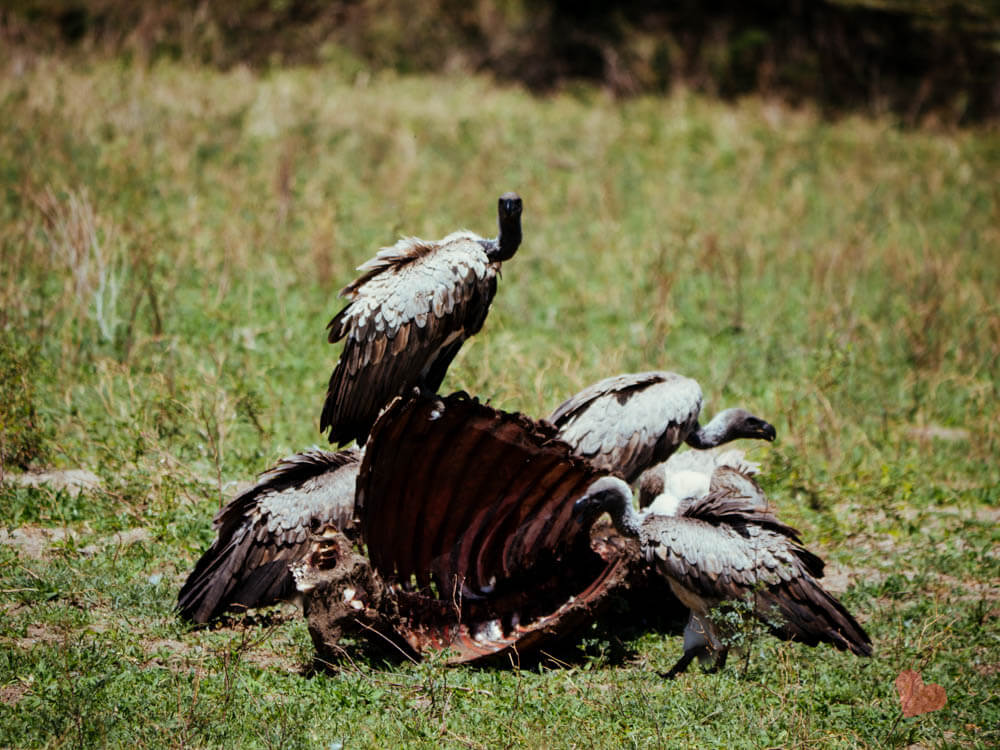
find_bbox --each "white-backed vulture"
[573,473,872,677]
[320,193,522,446]
[177,448,360,624]
[550,371,776,483]
[638,446,762,510]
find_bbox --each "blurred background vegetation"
[1,3,998,747]
[3,0,1000,124]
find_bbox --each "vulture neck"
[685,410,745,449]
[490,214,521,262]
[600,482,644,538]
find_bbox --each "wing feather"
[642,513,870,656]
[177,448,360,623]
[551,372,703,482]
[321,236,498,446]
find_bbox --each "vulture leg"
[660,644,729,679]
[706,647,728,673]
[660,645,709,679]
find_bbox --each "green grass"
[1,53,998,748]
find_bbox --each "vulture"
[320,192,523,446]
[298,391,639,665]
[573,471,872,677]
[177,448,360,624]
[550,371,777,484]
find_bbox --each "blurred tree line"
[3,0,999,123]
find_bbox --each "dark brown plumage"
[320,193,522,447]
[177,448,360,624]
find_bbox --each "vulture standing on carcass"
[550,371,777,483]
[177,448,360,624]
[573,470,872,677]
[320,193,523,447]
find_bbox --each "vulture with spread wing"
[299,391,639,665]
[177,448,360,624]
[320,193,522,447]
[573,470,872,677]
[550,371,776,484]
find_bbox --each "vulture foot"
[660,645,729,678]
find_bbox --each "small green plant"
[706,588,786,675]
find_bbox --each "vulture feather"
[638,446,763,511]
[320,193,522,446]
[550,371,776,484]
[177,448,360,624]
[573,471,871,677]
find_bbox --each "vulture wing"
[550,371,703,483]
[644,513,870,656]
[320,233,498,447]
[356,391,635,663]
[683,471,807,545]
[177,448,360,623]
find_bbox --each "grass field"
[1,53,998,748]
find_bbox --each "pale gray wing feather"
[322,233,497,445]
[551,372,703,483]
[642,517,790,605]
[641,509,871,655]
[178,449,361,623]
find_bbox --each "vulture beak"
[754,419,777,442]
[498,192,522,219]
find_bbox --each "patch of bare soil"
[0,525,153,559]
[817,564,860,594]
[973,659,1000,677]
[140,619,306,674]
[6,468,101,495]
[0,683,28,705]
[818,558,999,606]
[925,575,1000,602]
[78,527,152,556]
[905,425,971,442]
[0,527,76,559]
[6,608,306,676]
[9,623,69,649]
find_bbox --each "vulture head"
[694,408,776,447]
[494,191,523,261]
[573,476,632,520]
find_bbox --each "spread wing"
[356,391,634,663]
[177,448,361,623]
[551,371,703,483]
[320,233,498,447]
